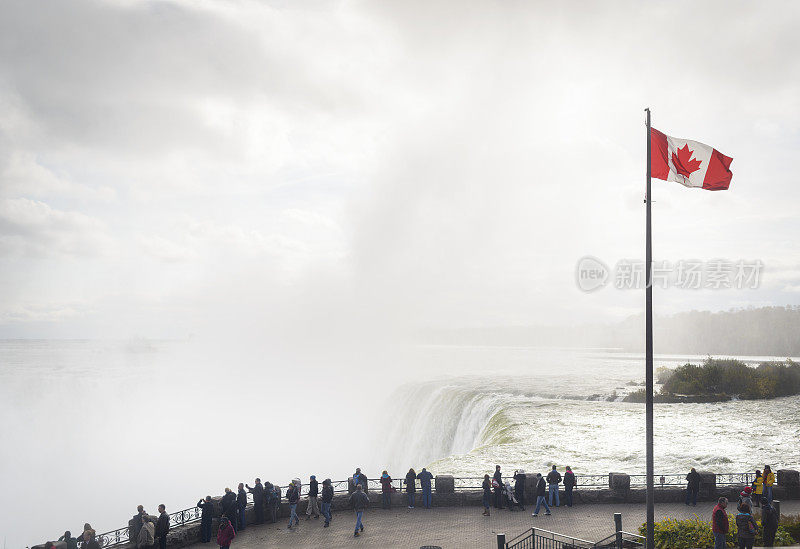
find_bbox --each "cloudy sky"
[1,0,799,340]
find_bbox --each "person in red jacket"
[711,497,729,549]
[217,517,236,549]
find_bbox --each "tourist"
[286,480,301,529]
[417,467,434,508]
[58,531,78,549]
[752,470,763,508]
[513,469,526,510]
[482,474,492,516]
[130,506,146,543]
[531,473,551,517]
[306,475,320,519]
[349,484,370,537]
[155,504,169,549]
[137,515,155,549]
[220,488,237,530]
[764,465,775,503]
[761,497,779,547]
[197,496,214,543]
[380,470,393,509]
[546,465,561,507]
[77,524,96,547]
[685,467,701,506]
[216,517,235,549]
[735,503,758,549]
[353,468,368,492]
[711,497,729,549]
[737,486,753,512]
[268,483,281,523]
[563,466,576,507]
[493,465,504,509]
[236,483,247,531]
[321,478,334,527]
[404,468,417,508]
[246,478,265,524]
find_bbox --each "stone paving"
[185,500,800,548]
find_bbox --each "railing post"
[774,500,781,522]
[496,532,505,549]
[614,512,623,549]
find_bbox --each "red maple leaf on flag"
[671,144,703,178]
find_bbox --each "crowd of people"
[52,463,782,549]
[707,464,779,549]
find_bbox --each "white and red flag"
[650,128,733,190]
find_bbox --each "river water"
[1,340,798,547]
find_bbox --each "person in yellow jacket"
[752,470,763,508]
[763,465,775,503]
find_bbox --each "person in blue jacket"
[417,468,434,509]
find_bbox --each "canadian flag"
[650,128,733,190]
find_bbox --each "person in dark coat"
[216,517,235,549]
[236,484,247,531]
[286,481,300,529]
[267,484,280,523]
[513,470,527,511]
[197,496,215,543]
[305,475,320,519]
[246,478,264,524]
[130,505,146,544]
[493,465,503,509]
[58,531,79,549]
[349,484,370,537]
[761,497,779,547]
[531,473,551,517]
[563,467,576,507]
[404,468,417,508]
[546,465,561,507]
[321,478,334,527]
[155,505,169,549]
[220,488,237,530]
[482,475,492,516]
[735,503,757,549]
[686,467,701,506]
[353,468,368,493]
[417,468,434,509]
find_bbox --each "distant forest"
[425,306,800,357]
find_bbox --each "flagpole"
[644,107,655,549]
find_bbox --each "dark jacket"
[546,470,562,485]
[380,475,393,493]
[405,472,417,493]
[711,504,729,533]
[482,478,492,498]
[287,485,300,504]
[564,471,576,488]
[220,492,236,516]
[686,470,701,489]
[247,483,264,507]
[237,488,248,510]
[735,512,757,539]
[493,470,502,484]
[417,470,434,490]
[264,481,274,501]
[321,485,334,503]
[198,500,215,521]
[58,535,79,549]
[155,512,170,538]
[349,490,369,511]
[762,504,779,532]
[535,477,547,497]
[513,473,526,496]
[308,479,319,497]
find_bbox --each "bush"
[660,357,800,399]
[639,514,795,548]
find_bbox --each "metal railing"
[86,470,770,548]
[506,528,595,549]
[593,531,646,548]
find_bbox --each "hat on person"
[743,486,752,494]
[311,475,316,480]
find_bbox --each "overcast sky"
[1,0,799,340]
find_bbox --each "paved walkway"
[186,500,800,548]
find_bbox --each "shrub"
[639,514,795,548]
